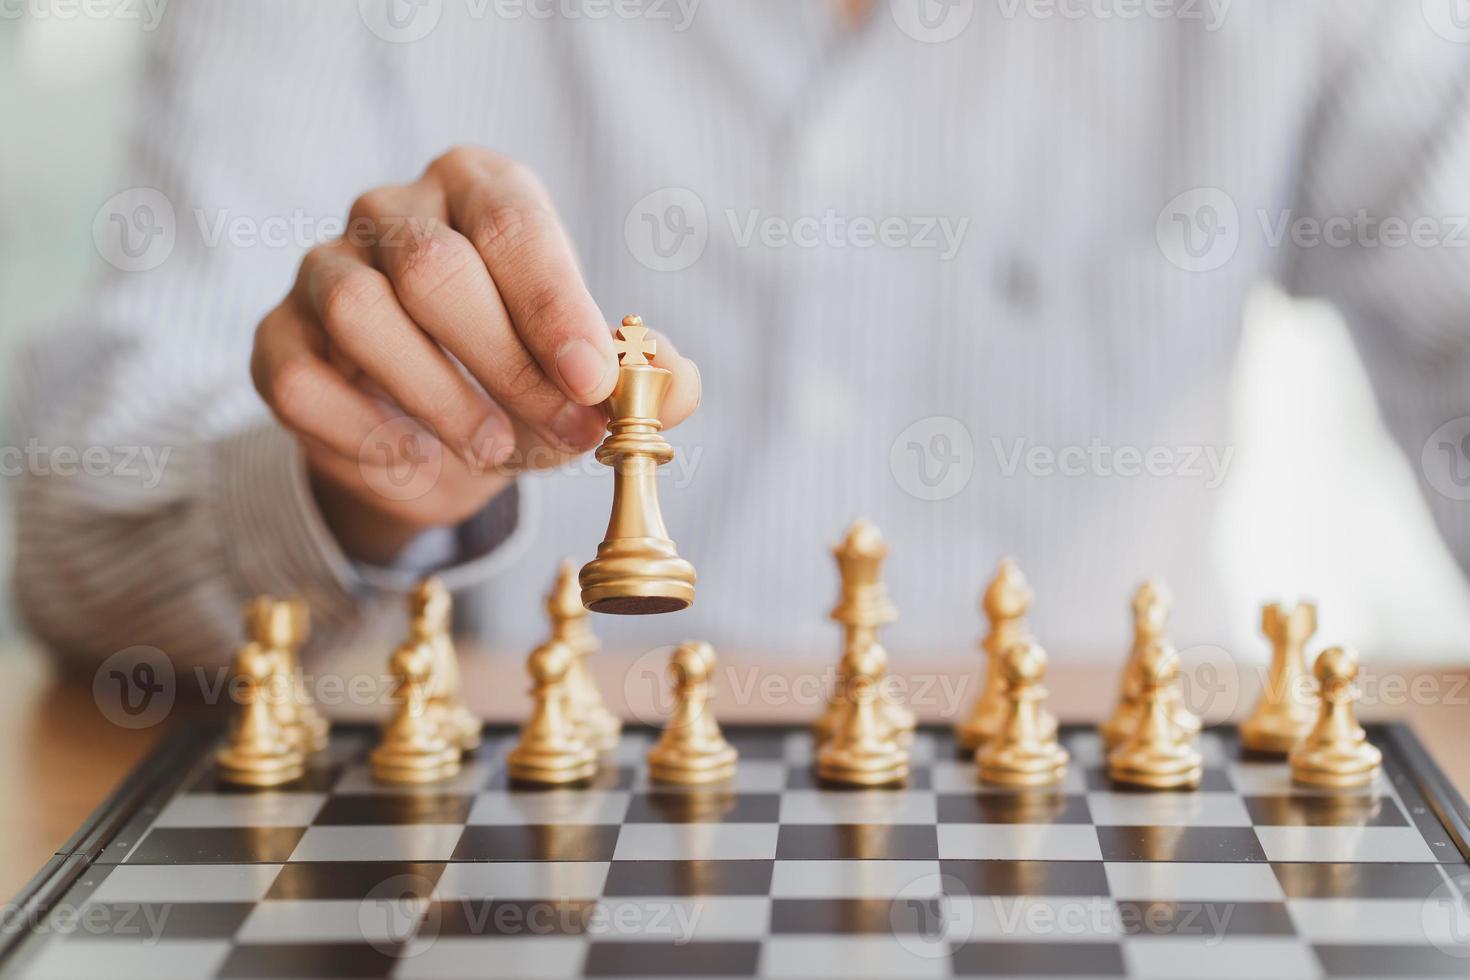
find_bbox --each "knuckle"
[266,357,320,422]
[501,354,550,404]
[317,268,381,337]
[391,229,475,307]
[429,144,491,179]
[469,203,558,267]
[347,186,401,231]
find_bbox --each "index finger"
[431,150,618,407]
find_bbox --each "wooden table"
[3,642,1468,902]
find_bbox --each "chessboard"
[3,723,1469,979]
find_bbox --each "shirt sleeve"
[10,1,517,673]
[1284,3,1470,575]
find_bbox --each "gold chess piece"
[816,634,911,787]
[647,641,738,785]
[977,640,1069,787]
[1100,579,1200,748]
[216,630,305,788]
[579,315,696,615]
[814,519,915,744]
[1108,640,1204,790]
[955,558,1055,751]
[507,639,598,785]
[371,636,462,784]
[1241,601,1320,754]
[409,577,481,752]
[1290,646,1382,788]
[548,560,620,751]
[244,596,328,754]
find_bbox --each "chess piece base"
[580,536,695,614]
[370,745,461,785]
[816,754,911,787]
[216,747,305,788]
[1240,706,1315,755]
[1108,752,1203,790]
[648,744,738,786]
[508,752,598,786]
[1291,742,1382,788]
[978,745,1070,788]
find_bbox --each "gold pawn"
[955,558,1055,751]
[814,519,914,744]
[410,578,481,752]
[1101,579,1200,748]
[507,639,598,785]
[647,642,738,785]
[977,641,1068,787]
[1240,601,1319,754]
[216,635,305,788]
[1107,640,1203,790]
[816,634,911,787]
[371,637,462,784]
[548,560,620,751]
[1290,647,1382,788]
[245,597,328,754]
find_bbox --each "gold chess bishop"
[814,519,915,745]
[580,315,696,615]
[409,577,482,752]
[547,560,620,751]
[1101,579,1200,748]
[1290,646,1382,788]
[1108,640,1204,790]
[245,595,329,754]
[956,558,1055,751]
[977,640,1068,787]
[507,638,599,785]
[1240,601,1319,754]
[647,641,739,785]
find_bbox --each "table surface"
[3,641,1468,902]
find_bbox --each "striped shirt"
[14,0,1470,674]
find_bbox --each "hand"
[251,146,701,565]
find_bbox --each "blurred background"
[3,10,1470,664]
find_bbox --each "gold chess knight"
[814,519,915,745]
[507,638,599,785]
[245,595,329,754]
[547,560,620,751]
[956,558,1055,752]
[1240,601,1319,754]
[580,315,696,615]
[1101,579,1200,748]
[216,609,307,788]
[977,640,1068,787]
[409,578,481,752]
[1108,640,1204,790]
[1290,646,1382,788]
[371,633,462,784]
[647,641,738,785]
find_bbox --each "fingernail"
[550,401,605,450]
[469,416,514,472]
[556,339,615,403]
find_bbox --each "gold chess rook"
[580,315,696,615]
